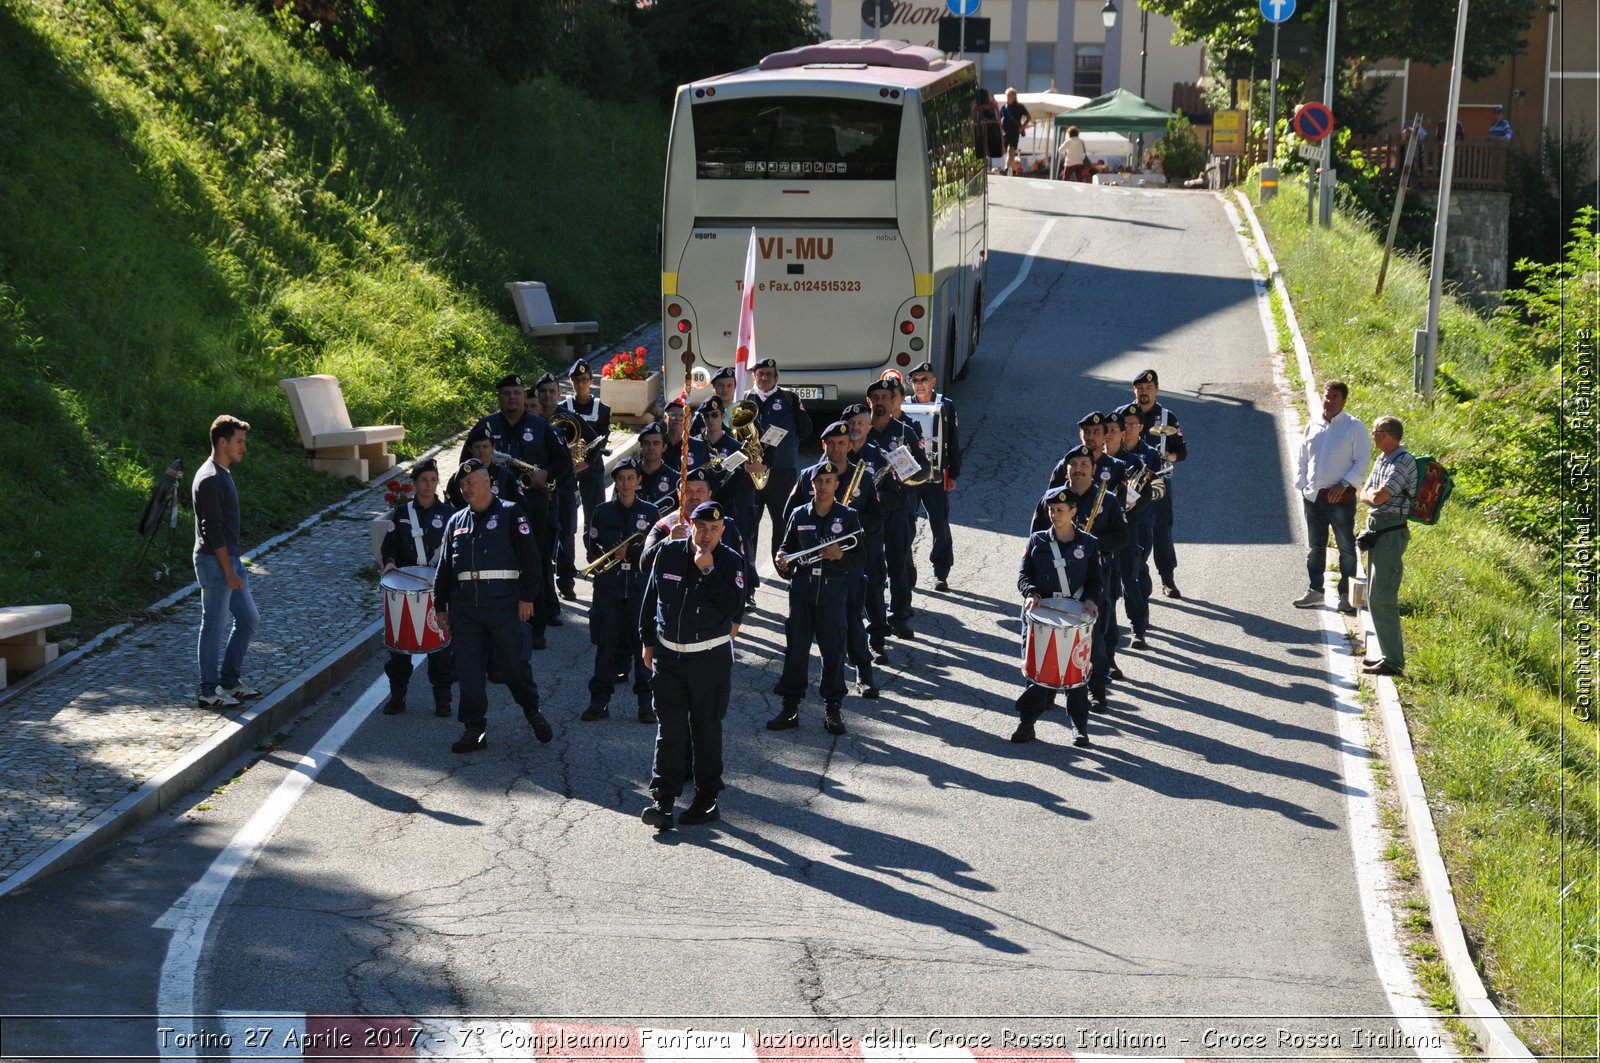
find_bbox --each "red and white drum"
[1022,597,1095,689]
[381,566,450,654]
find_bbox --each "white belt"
[658,634,731,654]
[458,569,520,581]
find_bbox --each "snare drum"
[381,565,450,654]
[1022,597,1095,689]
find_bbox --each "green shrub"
[1155,112,1205,182]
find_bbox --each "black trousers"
[1016,681,1090,735]
[863,527,889,640]
[649,648,732,799]
[451,600,540,731]
[526,507,557,633]
[774,575,849,704]
[916,481,954,579]
[755,467,799,563]
[588,591,650,708]
[384,647,455,698]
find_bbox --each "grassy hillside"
[0,0,667,637]
[1255,181,1596,1056]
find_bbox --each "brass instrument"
[653,490,681,516]
[490,450,557,493]
[1084,478,1110,529]
[840,460,868,506]
[726,399,770,491]
[551,412,606,465]
[778,530,862,568]
[582,532,642,579]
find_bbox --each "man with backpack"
[1358,415,1417,677]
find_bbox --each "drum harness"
[406,501,444,567]
[1047,538,1084,603]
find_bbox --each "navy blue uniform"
[846,439,891,644]
[1116,438,1164,639]
[1015,528,1102,736]
[867,417,929,625]
[380,497,457,708]
[913,393,961,582]
[583,497,654,715]
[749,387,813,562]
[693,432,760,597]
[641,540,747,800]
[1136,402,1186,587]
[558,395,611,589]
[434,499,543,734]
[633,462,680,514]
[1068,479,1127,702]
[774,501,864,707]
[462,410,571,635]
[787,457,882,682]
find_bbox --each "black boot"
[451,728,487,753]
[432,689,452,717]
[382,689,406,715]
[1010,713,1039,743]
[523,706,554,742]
[766,700,800,731]
[641,789,674,831]
[679,790,720,825]
[637,701,657,724]
[823,703,847,735]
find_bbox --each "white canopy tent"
[1009,91,1135,177]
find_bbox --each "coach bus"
[659,39,989,408]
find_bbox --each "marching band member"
[769,461,865,735]
[631,421,680,512]
[1060,446,1127,713]
[433,459,555,753]
[462,373,570,649]
[379,458,456,718]
[747,357,813,565]
[558,357,611,599]
[690,366,739,436]
[786,421,883,698]
[463,423,523,505]
[690,395,760,606]
[844,402,891,663]
[662,397,687,454]
[641,467,751,578]
[1012,485,1101,746]
[867,379,928,640]
[1096,409,1133,679]
[908,361,961,592]
[640,501,747,831]
[530,371,582,603]
[581,458,655,724]
[1131,369,1187,599]
[1115,404,1162,649]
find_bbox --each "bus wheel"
[942,320,957,384]
[957,294,981,381]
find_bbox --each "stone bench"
[280,374,404,481]
[505,281,599,361]
[0,603,72,689]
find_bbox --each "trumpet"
[1084,479,1110,529]
[582,532,642,578]
[777,530,861,568]
[491,450,557,493]
[726,399,770,491]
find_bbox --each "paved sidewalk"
[0,337,656,896]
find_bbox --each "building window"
[1026,43,1055,92]
[1073,44,1103,98]
[980,43,1009,96]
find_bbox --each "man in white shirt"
[1293,380,1368,613]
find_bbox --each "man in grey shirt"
[192,415,263,708]
[1358,415,1418,676]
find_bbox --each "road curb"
[1231,187,1534,1062]
[0,619,382,901]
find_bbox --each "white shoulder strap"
[406,502,432,566]
[1047,537,1083,601]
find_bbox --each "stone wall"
[1414,189,1511,305]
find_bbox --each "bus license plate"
[791,387,825,400]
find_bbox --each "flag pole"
[680,335,696,518]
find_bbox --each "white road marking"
[1224,194,1453,1059]
[984,218,1057,321]
[154,665,392,1059]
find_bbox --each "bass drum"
[1021,597,1094,689]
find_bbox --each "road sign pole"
[1267,22,1281,162]
[1317,0,1338,226]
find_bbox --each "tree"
[1144,0,1537,82]
[1155,113,1205,181]
[633,0,821,104]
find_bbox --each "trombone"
[491,450,557,493]
[777,530,862,568]
[582,532,642,579]
[726,399,770,490]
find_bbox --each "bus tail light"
[909,305,926,319]
[677,320,692,333]
[667,302,682,318]
[899,320,915,335]
[896,353,911,366]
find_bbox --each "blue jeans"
[1302,495,1358,594]
[195,552,259,696]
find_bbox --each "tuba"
[726,399,770,490]
[550,411,605,464]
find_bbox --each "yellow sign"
[1213,110,1247,156]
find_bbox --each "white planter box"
[601,372,662,417]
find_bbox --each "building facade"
[811,0,1205,112]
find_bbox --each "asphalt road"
[0,179,1436,1062]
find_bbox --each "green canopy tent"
[1053,88,1176,133]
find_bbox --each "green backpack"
[1407,454,1454,525]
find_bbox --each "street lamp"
[1101,0,1118,29]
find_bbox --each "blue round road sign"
[1258,0,1296,23]
[947,0,981,15]
[1292,102,1334,142]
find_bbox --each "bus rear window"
[693,97,902,180]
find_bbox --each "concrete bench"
[0,604,72,689]
[505,281,599,361]
[279,375,404,481]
